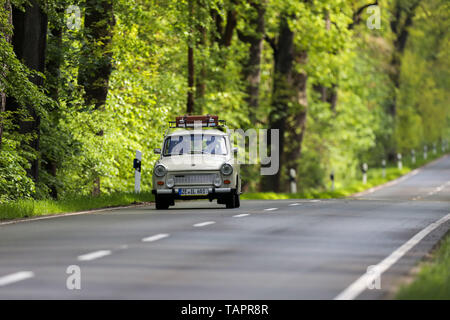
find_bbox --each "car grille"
[173,174,215,186]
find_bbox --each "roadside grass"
[396,233,450,300]
[0,192,154,221]
[242,167,410,200]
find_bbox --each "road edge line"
[0,202,152,227]
[334,213,450,300]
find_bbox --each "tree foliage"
[0,0,448,201]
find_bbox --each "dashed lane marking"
[193,221,216,227]
[142,233,170,242]
[77,250,112,262]
[0,271,34,287]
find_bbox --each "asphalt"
[0,155,449,299]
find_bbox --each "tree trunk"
[238,0,265,122]
[285,51,308,172]
[211,1,238,48]
[388,0,420,117]
[261,15,308,193]
[44,7,64,199]
[386,0,420,161]
[78,0,115,196]
[261,16,293,192]
[314,84,337,113]
[7,0,47,182]
[222,5,237,47]
[78,0,115,110]
[46,11,63,103]
[195,23,206,114]
[187,46,195,114]
[187,0,195,114]
[313,11,337,113]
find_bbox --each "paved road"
[0,156,449,299]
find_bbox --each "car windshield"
[163,134,227,156]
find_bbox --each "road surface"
[0,155,449,299]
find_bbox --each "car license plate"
[178,188,209,196]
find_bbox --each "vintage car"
[152,115,241,209]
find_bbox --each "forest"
[0,0,449,203]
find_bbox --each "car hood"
[157,155,230,172]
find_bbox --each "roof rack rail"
[168,114,226,128]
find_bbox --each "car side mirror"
[232,147,238,154]
[154,148,161,154]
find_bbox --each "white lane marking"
[334,213,450,300]
[78,250,112,261]
[309,200,321,203]
[264,208,278,211]
[142,233,170,242]
[0,271,34,287]
[427,181,450,196]
[193,221,216,227]
[412,180,450,201]
[289,203,301,206]
[233,214,249,218]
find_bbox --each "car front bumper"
[152,187,232,195]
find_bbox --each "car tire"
[225,194,235,209]
[234,192,240,208]
[225,191,240,209]
[155,196,170,210]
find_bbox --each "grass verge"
[0,191,154,221]
[396,232,450,300]
[242,167,410,200]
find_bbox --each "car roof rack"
[168,115,226,129]
[164,115,229,138]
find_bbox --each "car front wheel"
[225,191,240,209]
[155,195,170,210]
[234,192,240,208]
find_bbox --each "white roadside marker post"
[134,150,142,193]
[397,153,402,170]
[411,149,416,165]
[424,145,428,160]
[362,163,368,185]
[289,168,297,194]
[381,159,386,178]
[433,142,437,155]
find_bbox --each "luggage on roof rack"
[169,115,226,128]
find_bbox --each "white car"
[152,115,241,209]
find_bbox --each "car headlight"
[154,164,167,177]
[220,163,233,176]
[213,175,222,187]
[166,177,175,188]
